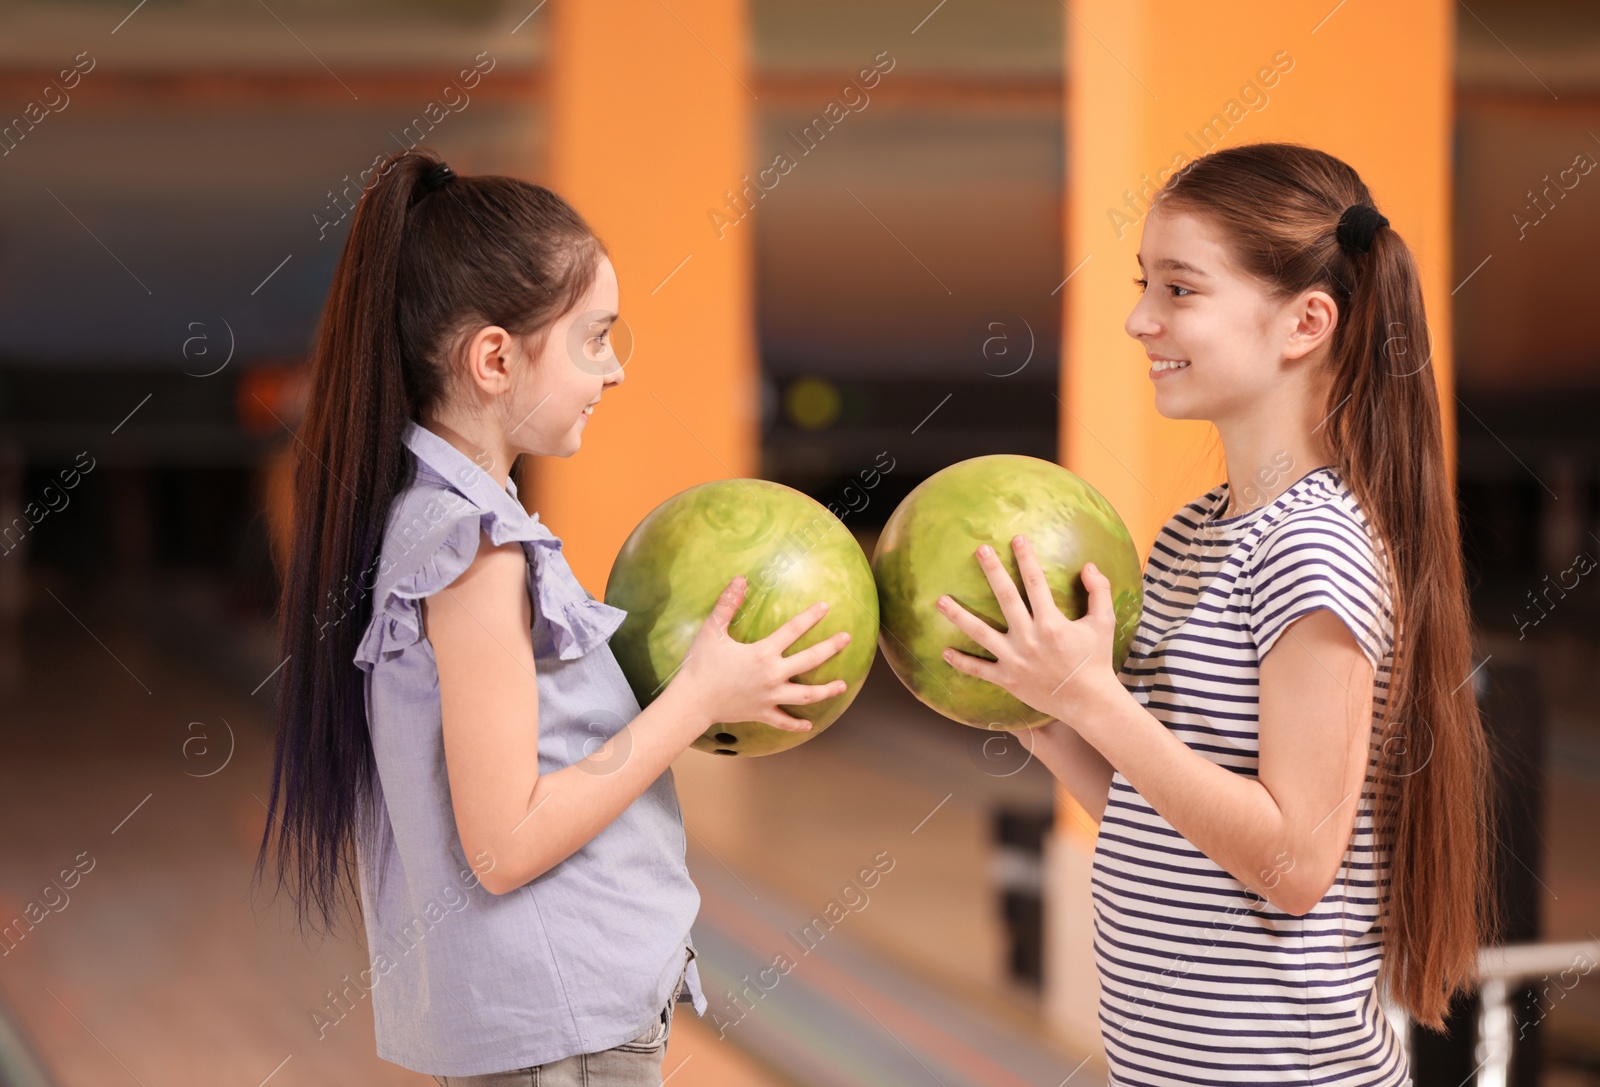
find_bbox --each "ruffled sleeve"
[352,498,627,672]
[524,531,628,661]
[352,510,480,672]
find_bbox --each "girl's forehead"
[1143,207,1217,249]
[583,258,620,304]
[1141,209,1242,280]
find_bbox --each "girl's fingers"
[780,679,849,705]
[1083,562,1113,625]
[782,631,852,675]
[942,645,1002,683]
[709,576,746,633]
[972,544,1029,631]
[763,709,814,733]
[763,599,831,651]
[1011,535,1060,618]
[936,594,1005,657]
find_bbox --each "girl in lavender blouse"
[254,149,851,1085]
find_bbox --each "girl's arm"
[424,533,712,896]
[1065,607,1374,914]
[1027,719,1115,824]
[939,539,1375,915]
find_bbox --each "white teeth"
[1151,359,1190,372]
[582,405,595,415]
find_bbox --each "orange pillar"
[540,0,757,591]
[1048,0,1455,1057]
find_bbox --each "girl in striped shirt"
[937,143,1498,1084]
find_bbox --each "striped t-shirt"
[1091,464,1406,1086]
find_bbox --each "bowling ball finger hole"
[713,748,738,756]
[714,732,738,744]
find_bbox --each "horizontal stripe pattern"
[1091,466,1405,1086]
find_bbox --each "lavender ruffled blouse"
[349,420,706,1078]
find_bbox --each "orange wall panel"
[540,0,758,592]
[1063,0,1457,557]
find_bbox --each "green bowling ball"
[872,455,1143,730]
[604,479,878,756]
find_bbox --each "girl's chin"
[1150,394,1215,423]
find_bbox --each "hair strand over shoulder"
[252,147,607,938]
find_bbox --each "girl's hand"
[936,536,1119,724]
[671,576,852,733]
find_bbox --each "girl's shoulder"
[352,422,626,671]
[1153,465,1375,563]
[1243,465,1382,574]
[1239,465,1396,664]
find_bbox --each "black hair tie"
[1336,203,1388,254]
[420,161,456,194]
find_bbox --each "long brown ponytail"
[254,147,607,937]
[1152,142,1499,1031]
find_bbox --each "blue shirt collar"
[397,419,627,660]
[401,420,544,536]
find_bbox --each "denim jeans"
[432,949,691,1087]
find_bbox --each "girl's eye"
[582,327,612,362]
[1132,276,1191,297]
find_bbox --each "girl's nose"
[1125,296,1159,340]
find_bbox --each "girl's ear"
[463,325,517,394]
[1282,288,1338,362]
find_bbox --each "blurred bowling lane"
[671,653,1112,1086]
[675,651,1061,1005]
[6,569,1600,1084]
[0,589,415,1085]
[0,587,793,1086]
[0,574,1083,1086]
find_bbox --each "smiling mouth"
[1149,358,1190,373]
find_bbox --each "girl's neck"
[1217,452,1328,521]
[420,413,516,489]
[1216,368,1331,521]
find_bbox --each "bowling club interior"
[1,1,1598,1085]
